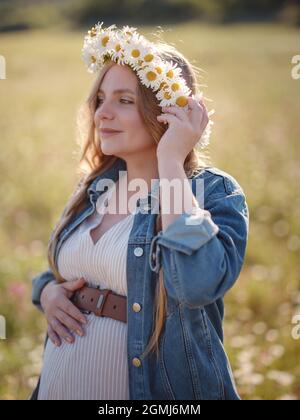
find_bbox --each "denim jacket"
[31,158,249,400]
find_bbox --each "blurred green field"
[0,22,300,400]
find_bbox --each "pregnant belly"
[37,314,129,400]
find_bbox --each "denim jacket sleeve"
[32,268,56,311]
[31,199,73,311]
[149,169,249,307]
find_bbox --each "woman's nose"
[95,103,115,123]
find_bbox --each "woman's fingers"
[157,113,178,126]
[189,97,207,128]
[55,308,85,337]
[160,105,187,122]
[47,324,61,347]
[58,295,87,325]
[61,277,86,296]
[50,317,75,344]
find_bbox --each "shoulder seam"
[193,167,243,196]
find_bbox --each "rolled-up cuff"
[149,209,219,273]
[32,270,56,310]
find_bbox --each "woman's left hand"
[156,96,209,163]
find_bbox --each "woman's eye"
[120,99,133,104]
[97,98,133,105]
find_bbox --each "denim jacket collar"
[87,157,160,209]
[87,157,127,197]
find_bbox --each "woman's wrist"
[40,279,57,311]
[156,149,184,167]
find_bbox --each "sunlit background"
[0,0,300,400]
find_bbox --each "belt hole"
[91,298,94,302]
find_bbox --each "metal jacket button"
[134,247,143,257]
[132,303,142,312]
[132,357,142,367]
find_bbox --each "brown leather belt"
[72,285,127,323]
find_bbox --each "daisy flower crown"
[82,22,214,148]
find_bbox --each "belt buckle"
[94,288,111,317]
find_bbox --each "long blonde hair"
[47,40,211,360]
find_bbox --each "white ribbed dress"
[38,185,135,400]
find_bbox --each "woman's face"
[94,64,156,158]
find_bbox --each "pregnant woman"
[31,22,249,400]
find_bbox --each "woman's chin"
[100,143,123,156]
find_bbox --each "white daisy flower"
[156,80,191,107]
[121,25,138,37]
[122,32,149,68]
[160,75,188,97]
[83,33,114,68]
[131,48,157,71]
[116,26,137,46]
[162,60,183,81]
[156,87,176,107]
[94,31,115,56]
[82,45,100,73]
[136,63,163,91]
[177,87,196,107]
[108,32,125,62]
[83,33,98,52]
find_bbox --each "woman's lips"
[100,130,122,138]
